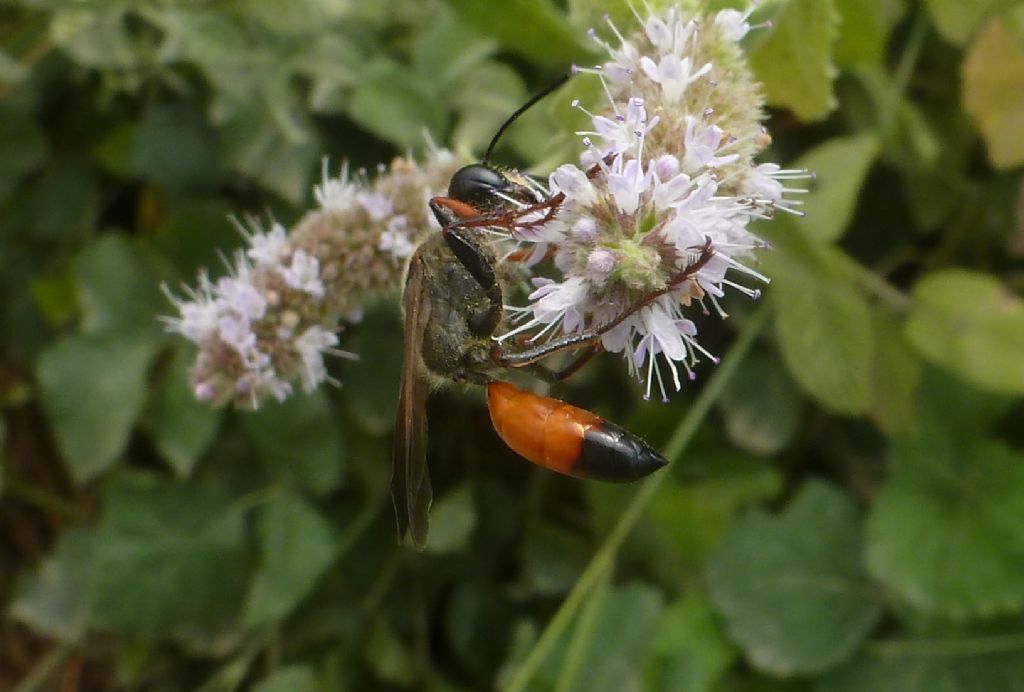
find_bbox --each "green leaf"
[558,584,664,692]
[447,0,595,68]
[645,591,738,692]
[243,491,337,628]
[708,481,882,675]
[770,254,875,415]
[749,0,838,122]
[867,428,1024,619]
[925,0,1001,46]
[241,390,345,496]
[142,345,222,479]
[821,644,1024,692]
[423,482,476,554]
[25,159,99,242]
[134,102,221,190]
[793,133,879,243]
[445,581,516,679]
[347,59,447,150]
[342,305,404,435]
[364,618,416,687]
[91,472,248,638]
[717,352,805,456]
[0,104,48,202]
[10,529,96,642]
[253,666,318,692]
[36,335,156,483]
[218,112,319,204]
[522,522,589,595]
[905,270,1024,394]
[49,8,136,69]
[834,0,905,67]
[74,235,169,344]
[869,310,922,437]
[962,20,1024,170]
[451,61,528,156]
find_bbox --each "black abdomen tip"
[576,422,668,482]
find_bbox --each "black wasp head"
[447,164,511,210]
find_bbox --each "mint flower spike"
[503,2,809,401]
[163,147,462,408]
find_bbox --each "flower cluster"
[163,146,461,408]
[501,3,808,400]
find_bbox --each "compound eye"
[448,164,509,208]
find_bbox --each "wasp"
[393,77,715,548]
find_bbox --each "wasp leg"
[520,343,604,383]
[437,221,504,313]
[492,237,716,369]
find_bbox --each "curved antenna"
[483,73,570,164]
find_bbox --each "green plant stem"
[867,632,1024,659]
[879,8,929,137]
[553,569,611,692]
[834,249,913,312]
[502,306,769,692]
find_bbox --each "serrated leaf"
[771,259,875,415]
[243,491,337,628]
[348,60,447,150]
[10,529,96,642]
[37,335,156,483]
[142,345,222,478]
[447,0,595,68]
[749,0,838,122]
[905,270,1024,394]
[645,591,738,692]
[253,666,318,692]
[821,645,1024,692]
[962,20,1024,170]
[241,390,345,496]
[91,472,248,638]
[925,0,1001,46]
[423,482,476,554]
[708,481,882,675]
[867,428,1024,619]
[793,133,879,243]
[718,352,805,456]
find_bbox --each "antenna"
[483,73,570,164]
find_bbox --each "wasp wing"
[392,252,433,549]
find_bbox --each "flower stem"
[501,306,769,692]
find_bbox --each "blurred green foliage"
[2,0,1024,690]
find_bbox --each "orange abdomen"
[486,381,667,481]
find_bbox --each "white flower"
[715,8,754,42]
[639,53,711,104]
[246,222,289,266]
[294,326,339,392]
[278,250,324,297]
[379,215,416,259]
[315,159,358,211]
[357,191,394,221]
